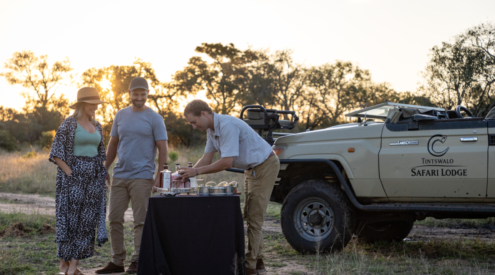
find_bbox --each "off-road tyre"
[281,179,356,254]
[356,221,414,243]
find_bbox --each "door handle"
[460,137,478,142]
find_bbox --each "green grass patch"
[359,238,495,259]
[265,202,281,220]
[416,217,495,229]
[0,212,55,232]
[0,216,137,275]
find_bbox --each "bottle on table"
[159,163,171,190]
[184,162,198,188]
[172,163,182,188]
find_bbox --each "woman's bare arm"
[53,156,72,176]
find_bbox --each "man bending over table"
[179,99,280,275]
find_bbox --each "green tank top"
[73,122,101,157]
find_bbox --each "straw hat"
[69,87,108,109]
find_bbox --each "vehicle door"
[379,117,488,200]
[487,120,495,197]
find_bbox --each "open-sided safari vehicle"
[235,102,495,253]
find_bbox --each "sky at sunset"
[0,0,494,110]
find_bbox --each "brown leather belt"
[268,151,275,158]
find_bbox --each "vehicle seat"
[447,110,459,119]
[486,107,495,119]
[387,109,402,123]
[278,120,292,127]
[412,114,437,121]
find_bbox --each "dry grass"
[263,229,495,275]
[0,146,57,196]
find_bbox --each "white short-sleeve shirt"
[205,113,273,169]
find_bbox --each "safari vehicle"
[235,102,495,253]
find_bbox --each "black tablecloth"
[137,195,245,275]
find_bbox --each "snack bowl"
[209,186,227,196]
[206,181,217,187]
[218,181,228,186]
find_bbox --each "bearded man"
[96,77,168,274]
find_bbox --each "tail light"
[272,146,286,156]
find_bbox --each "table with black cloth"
[137,195,245,275]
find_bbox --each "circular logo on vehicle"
[427,134,449,157]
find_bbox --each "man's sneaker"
[95,262,124,274]
[256,258,266,273]
[126,261,138,274]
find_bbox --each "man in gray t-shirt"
[96,77,168,275]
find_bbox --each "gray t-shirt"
[111,107,167,179]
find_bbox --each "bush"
[168,151,179,164]
[22,151,38,159]
[0,129,18,152]
[39,130,56,149]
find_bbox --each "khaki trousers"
[109,178,152,266]
[243,154,280,269]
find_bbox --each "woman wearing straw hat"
[49,87,109,275]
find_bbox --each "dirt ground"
[3,192,495,275]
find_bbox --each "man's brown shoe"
[245,267,258,275]
[256,258,266,273]
[95,262,124,274]
[126,261,138,274]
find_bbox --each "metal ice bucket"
[198,186,210,196]
[225,186,234,195]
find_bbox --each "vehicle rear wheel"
[356,221,414,243]
[281,179,356,253]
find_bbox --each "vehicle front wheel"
[281,179,356,253]
[356,221,414,243]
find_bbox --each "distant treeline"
[0,22,494,151]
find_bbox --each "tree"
[271,50,307,113]
[304,61,361,129]
[420,23,495,116]
[187,43,260,114]
[420,37,485,111]
[81,59,162,143]
[0,107,18,122]
[238,49,277,107]
[463,23,495,116]
[1,51,72,109]
[149,58,205,146]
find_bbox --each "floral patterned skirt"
[55,155,108,262]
